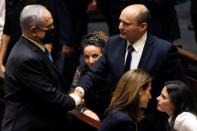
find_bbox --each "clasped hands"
[69,87,100,121]
[69,87,85,106]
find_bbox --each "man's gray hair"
[20,4,48,32]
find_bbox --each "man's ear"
[30,26,37,37]
[139,22,147,32]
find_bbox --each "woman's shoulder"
[109,110,131,119]
[174,112,197,131]
[98,110,135,131]
[103,110,134,125]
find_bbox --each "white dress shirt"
[170,112,197,131]
[125,32,147,69]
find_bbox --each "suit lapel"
[21,37,61,75]
[117,38,127,75]
[138,34,154,69]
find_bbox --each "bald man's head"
[122,4,151,25]
[119,4,151,43]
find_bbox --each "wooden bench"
[177,48,197,79]
[68,109,100,129]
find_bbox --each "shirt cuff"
[69,93,81,106]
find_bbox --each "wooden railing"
[177,47,197,64]
[177,47,197,81]
[177,47,197,101]
[68,110,100,129]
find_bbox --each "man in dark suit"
[77,4,185,131]
[0,0,55,79]
[2,5,82,131]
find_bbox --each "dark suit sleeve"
[18,58,75,110]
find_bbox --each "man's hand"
[73,87,85,99]
[83,109,100,121]
[69,87,84,106]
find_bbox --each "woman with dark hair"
[98,69,152,131]
[157,80,197,131]
[72,31,111,120]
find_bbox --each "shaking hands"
[69,87,85,106]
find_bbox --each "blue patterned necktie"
[124,45,134,73]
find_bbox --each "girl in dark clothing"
[72,31,111,120]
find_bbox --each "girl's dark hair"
[165,80,197,127]
[81,31,108,52]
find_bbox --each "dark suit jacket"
[98,110,136,131]
[79,34,185,110]
[2,37,76,131]
[3,0,55,64]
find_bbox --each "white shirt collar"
[22,34,45,52]
[127,32,147,52]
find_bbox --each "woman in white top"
[157,80,197,131]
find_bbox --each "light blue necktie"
[45,48,53,62]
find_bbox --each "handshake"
[69,87,85,106]
[69,87,100,121]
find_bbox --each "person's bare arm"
[0,34,10,78]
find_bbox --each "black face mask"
[41,28,55,43]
